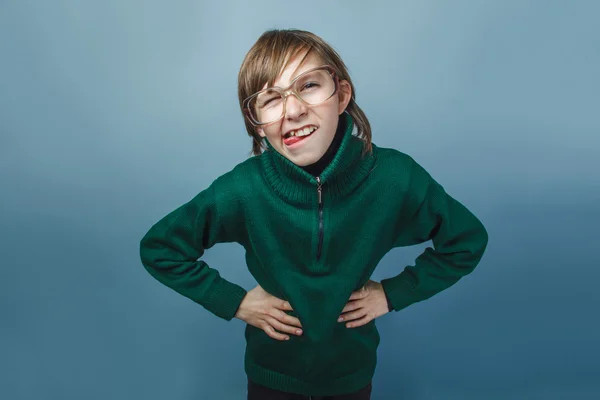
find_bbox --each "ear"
[337,79,352,115]
[256,127,265,138]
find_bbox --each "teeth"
[286,126,316,138]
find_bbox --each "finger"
[271,305,303,328]
[266,316,303,336]
[338,308,367,323]
[279,313,303,328]
[345,314,372,328]
[340,300,362,314]
[262,323,290,341]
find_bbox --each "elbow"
[471,221,489,271]
[459,220,489,276]
[478,221,489,256]
[139,238,151,271]
[139,234,159,272]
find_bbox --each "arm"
[380,156,489,312]
[139,182,247,321]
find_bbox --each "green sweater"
[139,113,488,396]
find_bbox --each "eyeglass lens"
[248,69,335,124]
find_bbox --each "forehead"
[260,51,322,91]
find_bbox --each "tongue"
[284,130,314,146]
[283,133,312,146]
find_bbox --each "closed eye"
[302,82,320,90]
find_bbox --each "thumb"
[279,300,294,311]
[348,286,368,301]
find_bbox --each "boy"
[140,29,488,399]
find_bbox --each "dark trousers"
[247,378,372,400]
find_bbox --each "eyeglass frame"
[242,65,340,127]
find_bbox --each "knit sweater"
[298,118,395,313]
[139,112,489,396]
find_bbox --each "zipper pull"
[316,176,322,204]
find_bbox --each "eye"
[259,96,279,107]
[301,81,320,91]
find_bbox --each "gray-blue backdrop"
[1,1,598,399]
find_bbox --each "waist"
[243,319,380,382]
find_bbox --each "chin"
[289,151,321,167]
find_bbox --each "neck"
[261,112,376,205]
[299,116,346,177]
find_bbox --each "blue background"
[1,1,598,399]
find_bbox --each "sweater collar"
[261,112,376,204]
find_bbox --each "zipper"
[316,176,324,261]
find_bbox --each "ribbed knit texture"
[139,112,488,396]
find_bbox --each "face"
[255,51,352,166]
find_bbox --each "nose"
[284,93,307,120]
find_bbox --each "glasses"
[243,65,339,126]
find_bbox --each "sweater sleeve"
[380,156,488,312]
[139,182,247,321]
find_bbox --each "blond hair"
[237,29,373,157]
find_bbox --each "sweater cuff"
[380,275,421,312]
[383,287,394,312]
[204,278,248,321]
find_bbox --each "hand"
[338,280,390,328]
[235,284,303,341]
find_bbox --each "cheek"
[313,104,339,125]
[318,111,340,133]
[262,124,282,139]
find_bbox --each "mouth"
[282,125,318,147]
